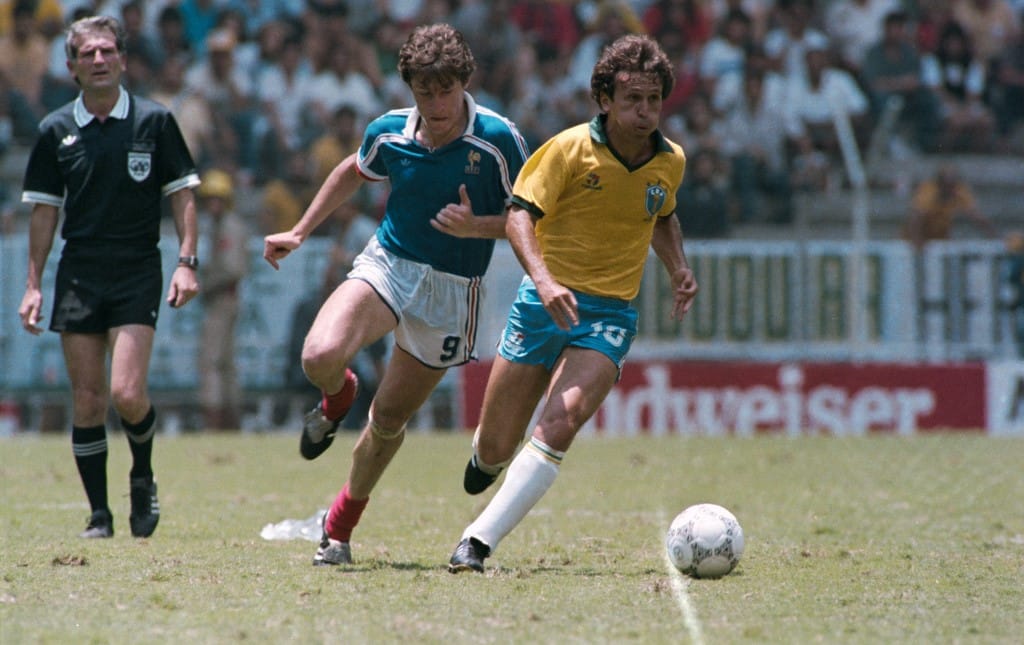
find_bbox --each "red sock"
[321,369,356,420]
[325,483,368,542]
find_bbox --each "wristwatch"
[177,255,199,269]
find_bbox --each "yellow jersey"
[511,116,685,300]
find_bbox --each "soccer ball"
[666,503,744,578]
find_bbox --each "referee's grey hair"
[65,15,126,61]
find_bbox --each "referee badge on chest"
[127,151,152,182]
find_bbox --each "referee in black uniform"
[18,16,201,539]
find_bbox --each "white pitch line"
[659,511,705,645]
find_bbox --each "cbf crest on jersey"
[128,151,152,182]
[645,182,667,219]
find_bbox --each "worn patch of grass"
[2,433,1022,643]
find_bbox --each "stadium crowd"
[1,0,1023,236]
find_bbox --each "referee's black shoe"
[129,477,160,538]
[80,508,114,539]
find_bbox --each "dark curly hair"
[590,34,674,105]
[398,23,476,87]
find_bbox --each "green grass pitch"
[2,432,1022,643]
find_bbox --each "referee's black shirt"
[22,88,199,256]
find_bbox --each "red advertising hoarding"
[460,361,989,435]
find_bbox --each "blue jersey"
[356,92,528,278]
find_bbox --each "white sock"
[463,437,563,551]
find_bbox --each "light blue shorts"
[497,277,638,371]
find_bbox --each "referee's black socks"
[122,406,156,480]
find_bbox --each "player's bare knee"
[473,426,518,465]
[72,393,107,425]
[369,415,406,441]
[110,389,147,422]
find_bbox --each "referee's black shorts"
[50,248,163,333]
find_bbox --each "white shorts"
[348,236,484,369]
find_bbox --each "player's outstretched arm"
[651,214,698,319]
[263,153,365,270]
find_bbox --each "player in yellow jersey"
[449,34,699,572]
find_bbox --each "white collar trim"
[73,86,129,127]
[401,91,477,143]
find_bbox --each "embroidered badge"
[645,183,667,219]
[465,150,481,175]
[127,151,151,182]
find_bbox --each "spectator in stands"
[309,104,361,187]
[196,169,249,430]
[179,0,220,57]
[258,148,319,235]
[0,65,39,146]
[914,2,956,56]
[452,0,523,113]
[186,28,258,176]
[255,31,312,179]
[787,41,871,174]
[676,148,732,237]
[952,0,1020,67]
[152,4,192,69]
[509,0,582,57]
[568,1,644,92]
[509,41,582,149]
[118,2,157,96]
[861,10,942,152]
[922,21,996,152]
[149,53,217,170]
[991,16,1024,140]
[304,34,380,131]
[121,1,161,81]
[305,0,383,92]
[717,67,800,223]
[247,18,291,88]
[225,0,304,36]
[824,0,900,75]
[698,8,753,96]
[712,43,779,112]
[0,0,63,39]
[765,0,831,85]
[213,6,261,84]
[707,0,773,43]
[902,163,998,249]
[643,0,714,59]
[673,91,723,158]
[0,1,50,118]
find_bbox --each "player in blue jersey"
[263,23,529,566]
